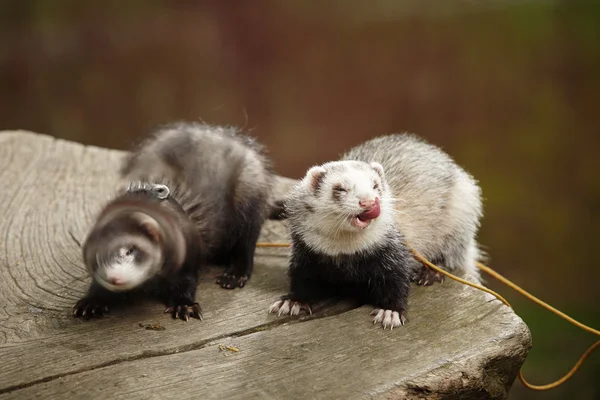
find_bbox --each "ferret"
[73,122,274,321]
[268,133,483,329]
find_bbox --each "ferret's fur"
[73,122,274,320]
[342,133,484,281]
[268,133,484,329]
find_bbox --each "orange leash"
[256,241,599,391]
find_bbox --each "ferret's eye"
[125,247,135,256]
[373,183,379,190]
[334,187,347,193]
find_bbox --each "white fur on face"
[288,161,396,256]
[94,236,162,292]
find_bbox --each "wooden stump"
[0,131,531,399]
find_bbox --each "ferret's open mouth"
[351,199,381,229]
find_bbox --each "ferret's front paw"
[370,308,406,329]
[165,299,203,322]
[415,266,444,286]
[73,298,110,319]
[216,270,249,289]
[268,299,312,316]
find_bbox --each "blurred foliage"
[0,0,598,398]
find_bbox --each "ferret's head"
[293,160,393,236]
[83,211,165,292]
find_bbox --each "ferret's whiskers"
[331,216,347,239]
[332,210,355,238]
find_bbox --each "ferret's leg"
[164,265,202,322]
[267,199,288,220]
[415,238,481,285]
[216,202,263,290]
[73,281,121,319]
[443,238,482,283]
[268,263,329,317]
[369,265,411,329]
[414,264,444,286]
[411,254,444,286]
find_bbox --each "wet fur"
[75,122,274,319]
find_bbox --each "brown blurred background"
[0,0,598,398]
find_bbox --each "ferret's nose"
[109,277,124,286]
[359,198,376,209]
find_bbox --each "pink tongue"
[357,200,380,221]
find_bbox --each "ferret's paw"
[216,270,249,289]
[416,266,444,286]
[72,298,110,319]
[370,308,406,330]
[165,300,203,322]
[268,299,312,316]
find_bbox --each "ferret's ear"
[140,221,161,243]
[132,212,161,242]
[305,166,327,192]
[370,162,385,179]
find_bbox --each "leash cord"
[255,241,599,391]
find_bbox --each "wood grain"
[0,280,531,400]
[0,131,532,399]
[0,131,341,390]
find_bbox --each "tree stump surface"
[0,131,531,399]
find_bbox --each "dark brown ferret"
[73,122,274,321]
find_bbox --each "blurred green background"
[0,0,598,398]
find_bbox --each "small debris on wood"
[218,344,240,354]
[138,323,166,331]
[253,325,269,332]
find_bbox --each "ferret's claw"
[73,298,109,320]
[216,270,249,290]
[277,300,290,316]
[371,308,406,329]
[191,303,203,320]
[268,300,284,314]
[268,299,311,316]
[166,301,203,322]
[415,266,444,287]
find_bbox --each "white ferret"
[268,133,484,329]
